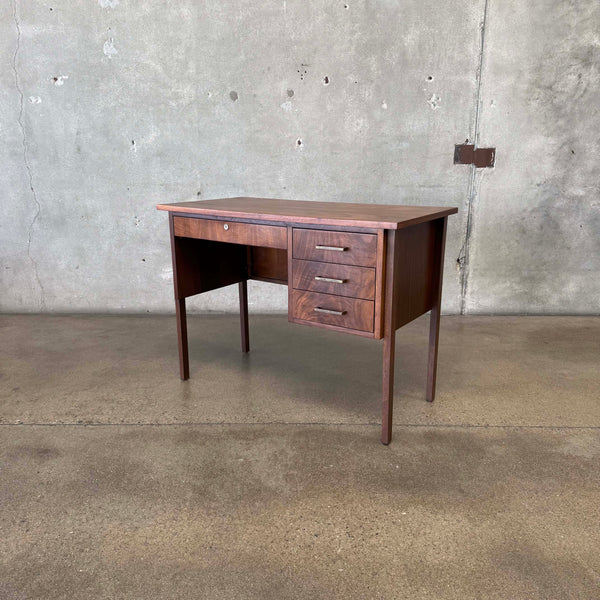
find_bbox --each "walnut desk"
[157,198,457,444]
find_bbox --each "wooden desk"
[157,198,458,444]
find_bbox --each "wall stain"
[427,94,440,110]
[103,38,118,58]
[297,64,309,81]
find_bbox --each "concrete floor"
[1,314,599,599]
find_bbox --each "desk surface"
[157,197,458,230]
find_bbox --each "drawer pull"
[315,245,346,251]
[314,276,346,284]
[314,307,346,316]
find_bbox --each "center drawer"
[173,216,287,249]
[292,259,375,300]
[292,228,377,267]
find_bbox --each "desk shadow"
[0,313,431,425]
[182,314,430,420]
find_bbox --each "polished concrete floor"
[1,314,599,599]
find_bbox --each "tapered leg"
[426,217,448,402]
[175,297,189,380]
[426,306,440,402]
[239,280,249,353]
[381,328,396,445]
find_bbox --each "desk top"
[157,197,458,230]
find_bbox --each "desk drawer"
[292,259,375,300]
[173,216,287,249]
[291,290,374,332]
[293,229,377,267]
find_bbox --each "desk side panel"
[392,220,437,329]
[170,215,247,299]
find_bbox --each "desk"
[157,198,458,444]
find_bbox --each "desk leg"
[382,328,395,445]
[426,305,440,402]
[239,280,250,353]
[175,298,189,380]
[381,229,397,445]
[426,217,448,402]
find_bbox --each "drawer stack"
[290,228,378,333]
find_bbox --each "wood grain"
[291,290,374,333]
[292,259,375,300]
[249,247,288,283]
[158,197,458,230]
[391,221,437,329]
[292,228,377,267]
[173,216,287,249]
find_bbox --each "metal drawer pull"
[315,245,346,251]
[314,276,345,284]
[314,307,346,316]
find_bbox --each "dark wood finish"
[169,213,248,380]
[373,229,386,339]
[287,226,294,328]
[173,216,287,249]
[175,298,189,381]
[292,259,375,300]
[158,197,458,230]
[426,217,448,402]
[382,329,395,445]
[291,290,374,333]
[284,223,380,234]
[171,237,247,298]
[160,199,458,444]
[239,280,250,353]
[381,230,398,445]
[390,221,437,329]
[171,213,380,234]
[292,228,377,268]
[169,214,190,380]
[249,247,288,283]
[288,315,376,338]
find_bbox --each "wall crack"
[458,0,490,315]
[12,0,45,309]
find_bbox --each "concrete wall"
[1,0,598,314]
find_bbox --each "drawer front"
[173,216,287,249]
[292,259,375,300]
[292,228,377,267]
[291,290,374,332]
